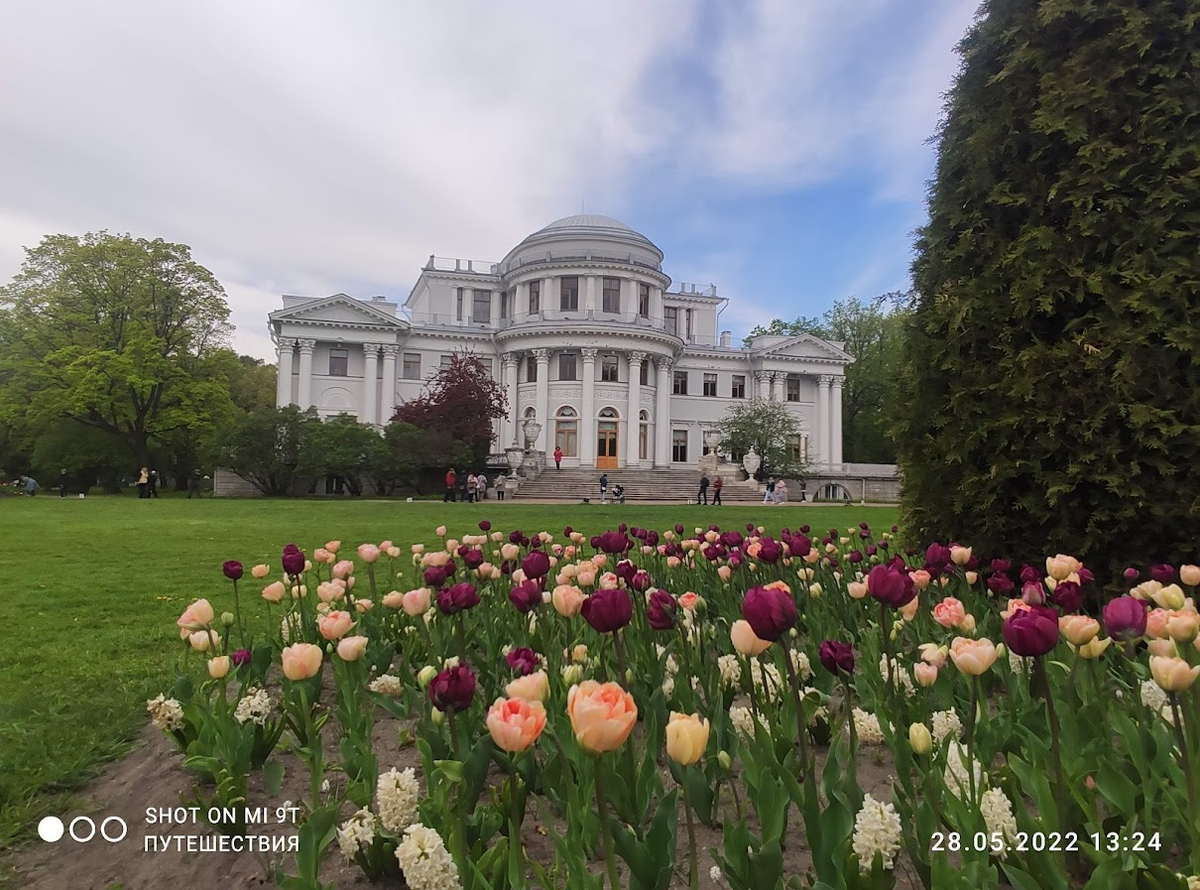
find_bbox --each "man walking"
[763,477,776,504]
[712,475,723,505]
[599,473,609,504]
[697,474,709,505]
[444,468,457,502]
[149,469,160,498]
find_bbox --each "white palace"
[269,215,853,472]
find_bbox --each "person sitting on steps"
[612,484,625,504]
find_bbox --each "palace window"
[440,354,453,370]
[328,348,348,377]
[555,406,579,458]
[639,410,649,461]
[473,290,491,323]
[664,306,678,335]
[526,356,538,383]
[602,277,621,313]
[528,280,541,315]
[480,357,494,377]
[640,361,649,386]
[672,370,688,395]
[789,435,809,463]
[786,375,801,401]
[703,373,718,397]
[732,374,746,398]
[560,276,579,312]
[601,355,619,382]
[685,309,693,341]
[638,283,650,319]
[456,288,464,322]
[672,429,688,463]
[500,291,509,319]
[402,352,421,379]
[559,352,577,381]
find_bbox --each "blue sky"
[0,0,981,358]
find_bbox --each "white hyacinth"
[729,705,767,739]
[931,709,963,743]
[750,660,782,695]
[376,767,420,834]
[943,741,985,799]
[395,823,462,890]
[790,649,814,681]
[852,708,886,745]
[709,865,724,883]
[234,687,274,726]
[1008,651,1027,675]
[337,808,379,860]
[368,674,404,697]
[879,655,916,697]
[717,654,742,689]
[1141,679,1169,712]
[661,674,676,697]
[146,694,184,732]
[281,613,302,643]
[851,794,903,870]
[979,788,1019,858]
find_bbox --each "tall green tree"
[298,414,386,497]
[895,0,1200,582]
[213,405,316,495]
[0,232,236,468]
[716,399,809,478]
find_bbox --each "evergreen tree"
[897,0,1200,583]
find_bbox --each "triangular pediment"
[270,294,408,328]
[752,333,854,363]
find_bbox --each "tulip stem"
[508,753,524,873]
[682,776,699,890]
[230,578,246,647]
[612,630,628,684]
[455,615,468,666]
[1032,657,1068,839]
[593,766,621,890]
[743,655,762,723]
[782,647,809,774]
[1168,693,1198,868]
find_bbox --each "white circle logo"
[100,816,128,843]
[37,816,65,843]
[68,817,96,843]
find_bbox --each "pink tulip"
[1145,608,1170,639]
[506,670,550,702]
[325,540,342,554]
[317,581,345,604]
[933,598,967,629]
[177,599,215,635]
[552,584,585,618]
[281,643,323,680]
[250,564,270,579]
[402,588,432,617]
[318,610,354,641]
[487,697,548,752]
[382,590,404,609]
[914,663,938,687]
[313,548,333,564]
[354,599,373,613]
[717,566,733,583]
[337,635,369,661]
[357,544,380,564]
[567,681,637,754]
[261,581,286,603]
[332,560,355,580]
[848,581,868,599]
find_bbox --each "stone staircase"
[510,467,766,503]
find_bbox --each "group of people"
[443,468,506,502]
[137,467,161,499]
[695,474,724,505]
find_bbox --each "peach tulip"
[411,543,425,555]
[717,565,733,583]
[250,564,270,579]
[665,712,710,766]
[487,697,548,752]
[567,681,638,754]
[1073,636,1112,659]
[591,554,608,567]
[506,670,550,702]
[313,548,334,565]
[354,599,373,613]
[402,588,432,617]
[318,610,354,641]
[667,556,682,569]
[337,635,369,661]
[571,644,590,664]
[848,581,868,599]
[1149,655,1200,692]
[731,620,772,657]
[1180,565,1200,587]
[387,546,401,559]
[908,570,930,590]
[325,540,342,554]
[679,592,699,611]
[950,545,972,566]
[957,613,976,633]
[918,643,948,667]
[1145,609,1170,639]
[188,630,215,652]
[317,581,345,604]
[948,637,997,676]
[1059,615,1100,647]
[1046,554,1082,582]
[1148,639,1178,657]
[1001,598,1032,620]
[261,581,286,604]
[332,560,355,580]
[382,590,405,609]
[1166,612,1200,644]
[177,599,215,635]
[1152,584,1186,611]
[207,655,231,679]
[913,663,938,687]
[598,572,620,589]
[576,569,597,588]
[552,585,585,618]
[965,571,979,585]
[900,598,921,622]
[282,643,324,680]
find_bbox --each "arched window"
[638,410,649,461]
[555,406,578,457]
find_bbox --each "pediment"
[271,294,408,328]
[753,333,854,363]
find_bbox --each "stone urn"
[742,449,762,479]
[522,420,542,452]
[703,429,723,453]
[505,445,524,476]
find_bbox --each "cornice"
[502,260,671,289]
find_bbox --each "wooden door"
[597,424,618,469]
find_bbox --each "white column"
[380,344,398,426]
[626,351,644,467]
[490,290,501,328]
[534,348,550,454]
[831,375,844,466]
[514,282,527,320]
[580,348,597,466]
[361,344,379,425]
[502,354,520,446]
[276,340,295,407]
[297,339,315,408]
[651,285,664,328]
[542,277,553,316]
[584,275,597,316]
[654,357,672,468]
[756,372,770,400]
[816,375,832,468]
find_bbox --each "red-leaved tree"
[390,351,507,461]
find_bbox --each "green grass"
[0,495,898,847]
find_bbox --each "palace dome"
[501,214,663,273]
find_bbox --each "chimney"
[372,295,387,302]
[719,330,732,347]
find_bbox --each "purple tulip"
[1002,604,1060,657]
[1049,580,1083,613]
[615,560,637,582]
[818,640,855,676]
[867,564,916,609]
[223,560,244,581]
[478,520,491,531]
[631,570,652,592]
[508,580,542,613]
[742,585,797,642]
[582,588,633,633]
[991,559,1012,574]
[461,548,484,570]
[522,550,550,580]
[987,573,1015,596]
[281,544,305,576]
[1019,564,1040,584]
[1123,567,1140,583]
[429,666,476,712]
[757,538,782,564]
[436,582,480,615]
[646,590,677,631]
[597,530,631,555]
[925,543,951,568]
[509,530,524,544]
[506,646,539,676]
[1021,581,1047,606]
[1149,564,1177,584]
[1103,596,1148,641]
[231,648,252,667]
[424,566,448,589]
[848,550,863,564]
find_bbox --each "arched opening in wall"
[638,410,649,461]
[555,406,578,458]
[819,483,852,502]
[597,407,619,469]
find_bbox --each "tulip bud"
[418,665,437,688]
[1152,584,1186,611]
[909,722,933,755]
[221,611,236,628]
[207,656,231,679]
[717,750,732,771]
[1074,636,1112,659]
[808,583,822,598]
[561,663,583,685]
[1180,565,1200,587]
[430,707,445,725]
[914,663,938,687]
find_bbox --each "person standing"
[137,466,150,499]
[466,473,477,503]
[775,478,788,505]
[149,469,160,498]
[553,445,563,470]
[495,474,506,501]
[59,469,68,498]
[799,479,808,502]
[697,474,709,505]
[712,475,723,505]
[444,468,457,502]
[762,477,776,505]
[477,473,488,501]
[599,473,609,504]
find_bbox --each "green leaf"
[263,759,284,796]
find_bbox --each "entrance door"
[597,423,618,468]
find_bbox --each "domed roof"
[512,214,661,254]
[499,213,664,273]
[537,214,639,235]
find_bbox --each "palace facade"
[269,215,853,470]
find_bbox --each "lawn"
[0,495,898,848]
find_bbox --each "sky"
[0,0,981,361]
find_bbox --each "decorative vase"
[742,449,762,479]
[522,420,542,452]
[505,446,524,475]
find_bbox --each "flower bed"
[148,524,1199,889]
